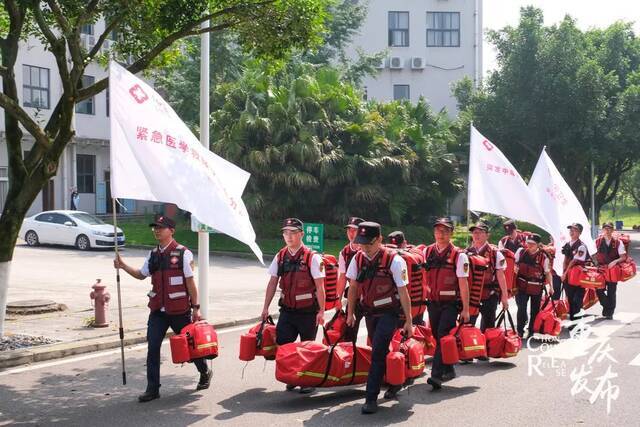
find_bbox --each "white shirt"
[600,237,626,256]
[345,250,408,287]
[515,248,551,273]
[140,241,194,278]
[338,243,358,274]
[267,246,326,279]
[423,244,470,278]
[569,240,589,262]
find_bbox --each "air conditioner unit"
[411,57,425,69]
[390,56,403,69]
[375,58,387,69]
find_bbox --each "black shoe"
[196,369,212,390]
[427,377,442,391]
[361,400,378,414]
[476,356,489,361]
[442,371,457,382]
[605,315,614,320]
[299,387,315,394]
[138,390,160,402]
[384,385,402,399]
[286,384,296,391]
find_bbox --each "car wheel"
[76,234,91,251]
[25,230,39,246]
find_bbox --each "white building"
[346,0,483,114]
[0,22,155,217]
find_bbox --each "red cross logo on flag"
[129,84,149,104]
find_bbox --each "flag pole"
[466,122,473,246]
[112,198,127,385]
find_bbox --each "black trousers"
[427,301,459,380]
[146,310,207,392]
[565,282,585,320]
[515,292,542,336]
[469,293,499,332]
[276,309,318,345]
[551,274,562,301]
[596,281,618,317]
[344,303,364,342]
[364,312,401,402]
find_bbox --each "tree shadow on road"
[214,386,366,421]
[0,357,210,426]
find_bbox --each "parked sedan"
[20,210,125,250]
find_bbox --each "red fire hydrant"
[89,279,110,328]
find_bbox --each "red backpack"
[322,254,340,310]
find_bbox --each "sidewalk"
[2,244,271,368]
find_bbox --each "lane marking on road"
[539,312,639,360]
[629,353,640,367]
[0,323,254,377]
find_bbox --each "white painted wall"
[346,0,483,114]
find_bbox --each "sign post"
[303,223,324,253]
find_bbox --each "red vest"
[594,237,620,265]
[355,248,400,313]
[424,243,461,302]
[517,249,546,282]
[277,246,317,311]
[562,239,587,271]
[340,243,359,271]
[466,243,499,300]
[148,240,191,315]
[499,233,526,253]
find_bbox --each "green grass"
[599,205,640,229]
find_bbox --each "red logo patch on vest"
[170,256,179,265]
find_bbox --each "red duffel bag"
[568,265,606,289]
[389,329,426,379]
[606,259,637,282]
[450,323,487,360]
[440,333,460,365]
[583,288,598,310]
[533,296,561,336]
[275,332,371,388]
[239,316,277,361]
[171,321,218,363]
[485,310,522,359]
[322,309,348,345]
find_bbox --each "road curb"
[0,315,270,370]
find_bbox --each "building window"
[393,85,410,101]
[77,154,96,193]
[388,12,409,47]
[427,12,460,47]
[80,24,94,35]
[22,65,50,109]
[75,75,95,115]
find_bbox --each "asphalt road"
[0,297,639,426]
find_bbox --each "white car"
[20,210,125,250]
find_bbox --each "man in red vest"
[337,216,364,341]
[346,221,413,414]
[423,217,470,390]
[561,223,589,320]
[498,219,527,253]
[595,222,627,319]
[114,215,211,402]
[261,218,326,394]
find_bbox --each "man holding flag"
[114,215,211,402]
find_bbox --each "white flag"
[528,149,596,274]
[468,126,550,230]
[109,61,263,263]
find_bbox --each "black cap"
[345,217,365,229]
[282,218,303,231]
[567,223,584,233]
[354,221,382,244]
[149,215,176,229]
[469,222,489,232]
[526,233,542,244]
[387,231,405,246]
[503,219,517,229]
[433,217,454,230]
[602,222,614,229]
